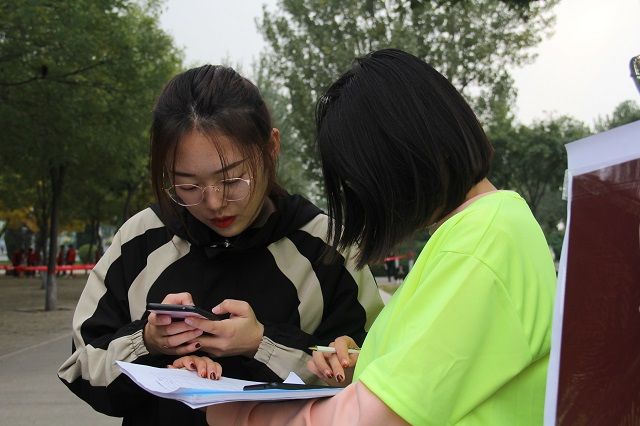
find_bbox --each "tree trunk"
[121,183,135,225]
[45,164,65,311]
[35,179,50,261]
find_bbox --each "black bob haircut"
[316,48,493,268]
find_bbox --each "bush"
[78,244,97,264]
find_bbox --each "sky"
[159,0,640,127]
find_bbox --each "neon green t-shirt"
[354,191,556,425]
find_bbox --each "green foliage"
[490,115,591,219]
[78,243,97,264]
[0,0,181,228]
[489,114,591,261]
[594,100,640,132]
[258,0,559,197]
[0,0,182,309]
[255,57,312,200]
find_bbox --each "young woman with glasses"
[58,65,384,426]
[203,49,556,425]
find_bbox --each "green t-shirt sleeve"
[358,251,534,425]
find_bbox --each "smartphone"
[146,303,222,321]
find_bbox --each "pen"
[243,382,335,391]
[308,345,360,354]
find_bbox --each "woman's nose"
[202,186,227,209]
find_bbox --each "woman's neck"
[464,178,497,201]
[251,196,276,228]
[427,178,497,234]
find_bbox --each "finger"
[164,328,204,348]
[162,292,194,305]
[213,362,222,380]
[204,358,222,380]
[212,299,251,317]
[326,341,345,382]
[195,334,228,357]
[333,336,357,368]
[172,356,198,370]
[307,356,337,386]
[148,312,172,326]
[193,356,211,378]
[328,354,345,383]
[306,358,321,377]
[164,320,198,335]
[172,341,201,356]
[311,349,334,380]
[184,316,221,334]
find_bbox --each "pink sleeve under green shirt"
[207,191,557,425]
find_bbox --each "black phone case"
[146,303,221,321]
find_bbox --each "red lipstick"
[211,216,236,228]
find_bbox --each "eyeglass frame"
[164,177,253,207]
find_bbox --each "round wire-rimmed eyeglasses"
[165,178,252,207]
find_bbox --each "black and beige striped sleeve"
[57,208,186,416]
[255,214,384,383]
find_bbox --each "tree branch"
[0,60,109,87]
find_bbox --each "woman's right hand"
[307,335,360,387]
[143,292,204,355]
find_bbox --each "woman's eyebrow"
[173,159,246,178]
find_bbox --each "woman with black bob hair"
[205,49,556,425]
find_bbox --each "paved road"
[0,334,120,426]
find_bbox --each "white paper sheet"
[116,361,341,409]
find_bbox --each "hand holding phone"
[146,302,223,321]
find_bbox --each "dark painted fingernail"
[190,362,196,369]
[336,374,344,383]
[209,372,215,380]
[195,343,201,349]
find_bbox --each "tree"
[258,0,559,197]
[594,100,640,132]
[490,115,591,256]
[0,0,181,310]
[254,57,312,198]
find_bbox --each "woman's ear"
[270,128,281,159]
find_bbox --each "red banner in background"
[0,264,95,273]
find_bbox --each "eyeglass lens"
[168,179,250,206]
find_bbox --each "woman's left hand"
[170,355,222,380]
[184,299,264,358]
[307,335,359,387]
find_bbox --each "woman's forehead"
[170,131,244,174]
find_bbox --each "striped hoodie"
[58,192,383,425]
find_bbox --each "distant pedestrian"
[384,254,397,282]
[11,248,24,277]
[65,245,77,276]
[26,247,39,276]
[56,244,66,276]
